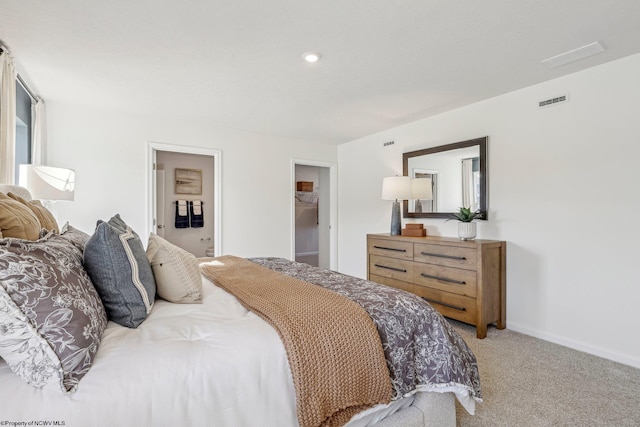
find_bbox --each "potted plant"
[449,207,484,240]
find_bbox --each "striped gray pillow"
[84,216,156,328]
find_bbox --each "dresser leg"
[498,242,507,331]
[476,324,487,339]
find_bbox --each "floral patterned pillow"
[58,222,91,253]
[0,233,107,393]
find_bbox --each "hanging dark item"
[175,200,189,228]
[190,200,204,228]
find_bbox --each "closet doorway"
[292,160,337,270]
[148,143,221,257]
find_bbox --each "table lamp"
[19,164,75,224]
[381,176,411,235]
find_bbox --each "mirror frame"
[402,136,488,219]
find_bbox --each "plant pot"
[457,222,477,241]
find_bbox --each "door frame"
[291,159,337,270]
[147,142,222,255]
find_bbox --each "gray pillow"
[0,233,107,393]
[107,213,130,234]
[84,215,156,328]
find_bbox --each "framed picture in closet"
[175,168,202,195]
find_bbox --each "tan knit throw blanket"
[201,256,392,427]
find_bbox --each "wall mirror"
[402,136,487,219]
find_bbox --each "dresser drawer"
[413,263,477,298]
[414,243,477,270]
[368,238,414,260]
[412,286,477,325]
[369,255,414,282]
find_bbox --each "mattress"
[0,276,427,426]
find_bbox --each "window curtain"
[0,48,17,184]
[31,98,45,165]
[461,158,474,210]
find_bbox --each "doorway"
[148,143,222,257]
[292,160,337,270]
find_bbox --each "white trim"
[508,321,640,369]
[147,142,222,256]
[291,159,338,270]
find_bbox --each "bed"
[0,184,481,427]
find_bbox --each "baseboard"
[507,322,640,369]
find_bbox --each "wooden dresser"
[367,233,506,338]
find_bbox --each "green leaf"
[448,207,485,222]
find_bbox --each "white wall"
[45,102,337,259]
[338,53,640,368]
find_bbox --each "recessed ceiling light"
[302,52,321,63]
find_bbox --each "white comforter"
[0,277,415,427]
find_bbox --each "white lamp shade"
[411,177,433,200]
[381,176,412,201]
[19,165,75,201]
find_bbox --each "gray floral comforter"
[249,257,482,403]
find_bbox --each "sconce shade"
[411,177,433,200]
[19,165,75,201]
[381,176,412,201]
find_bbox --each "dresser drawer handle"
[420,273,466,285]
[420,251,466,261]
[374,264,407,273]
[422,297,467,312]
[374,245,407,253]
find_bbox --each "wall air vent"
[538,94,569,108]
[383,140,395,147]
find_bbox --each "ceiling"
[2,0,640,145]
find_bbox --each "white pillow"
[146,233,202,304]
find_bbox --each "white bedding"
[0,277,419,427]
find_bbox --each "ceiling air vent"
[541,42,605,68]
[538,94,569,108]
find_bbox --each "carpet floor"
[451,321,640,426]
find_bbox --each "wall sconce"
[381,176,411,235]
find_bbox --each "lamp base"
[41,200,60,227]
[390,200,401,235]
